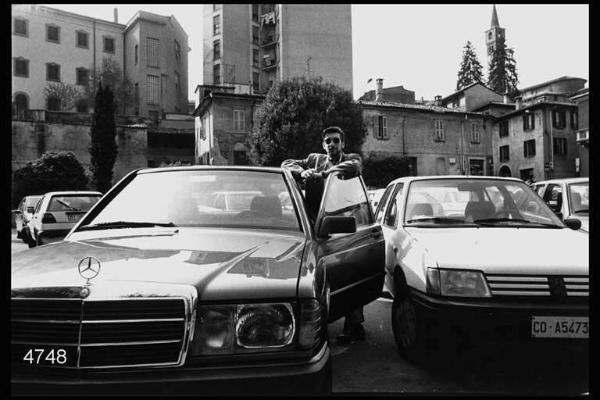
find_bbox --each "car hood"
[12,228,306,301]
[406,227,588,275]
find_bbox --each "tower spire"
[491,4,500,28]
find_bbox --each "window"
[76,31,89,48]
[14,17,28,36]
[46,96,60,111]
[499,145,509,162]
[523,112,535,131]
[213,39,221,60]
[134,44,138,65]
[76,99,88,113]
[213,4,222,11]
[174,71,180,95]
[471,122,480,143]
[252,26,259,44]
[14,93,29,116]
[213,64,221,84]
[46,24,60,43]
[552,110,566,129]
[14,58,29,77]
[523,139,536,158]
[252,4,259,22]
[323,175,372,227]
[253,49,260,67]
[46,63,60,81]
[383,184,404,228]
[499,120,509,137]
[174,40,181,63]
[147,74,160,105]
[103,36,115,53]
[570,111,578,129]
[233,110,246,131]
[76,67,88,86]
[147,38,160,68]
[374,185,394,224]
[374,115,388,139]
[252,72,260,92]
[488,32,493,40]
[213,15,221,36]
[134,83,139,115]
[553,137,568,156]
[434,120,445,141]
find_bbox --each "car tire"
[391,291,427,363]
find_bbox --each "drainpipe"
[462,113,467,175]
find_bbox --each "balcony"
[261,34,278,47]
[262,55,278,70]
[576,129,589,143]
[261,11,276,25]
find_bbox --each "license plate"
[67,214,82,222]
[531,316,589,338]
[13,344,78,367]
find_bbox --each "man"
[281,126,366,344]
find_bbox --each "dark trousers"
[343,306,364,330]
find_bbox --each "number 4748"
[23,348,67,365]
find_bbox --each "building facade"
[203,4,353,94]
[12,5,190,118]
[570,88,589,177]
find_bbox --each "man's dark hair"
[321,126,345,142]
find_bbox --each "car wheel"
[391,292,426,362]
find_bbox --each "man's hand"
[301,169,324,180]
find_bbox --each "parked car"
[11,166,385,395]
[532,177,589,232]
[12,195,42,243]
[367,188,386,211]
[374,176,588,362]
[26,191,102,247]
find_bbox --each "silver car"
[532,177,589,232]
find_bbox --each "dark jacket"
[281,152,362,180]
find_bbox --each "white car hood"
[406,227,589,275]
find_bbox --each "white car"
[532,177,589,232]
[374,176,588,362]
[27,191,102,247]
[12,195,42,243]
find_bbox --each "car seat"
[406,203,434,220]
[464,201,495,221]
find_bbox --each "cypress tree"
[89,82,118,193]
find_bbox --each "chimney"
[114,8,118,23]
[515,97,522,110]
[434,95,442,106]
[375,78,383,102]
[503,94,509,104]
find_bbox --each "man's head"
[321,126,345,158]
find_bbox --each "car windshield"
[47,195,101,212]
[404,178,564,228]
[568,182,589,214]
[83,170,302,232]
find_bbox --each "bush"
[12,151,89,208]
[362,156,414,189]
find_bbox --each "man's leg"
[336,307,365,344]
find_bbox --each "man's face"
[322,132,343,158]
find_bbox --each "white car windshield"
[84,170,302,232]
[404,178,564,227]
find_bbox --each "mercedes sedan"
[11,166,385,395]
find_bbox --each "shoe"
[336,324,365,345]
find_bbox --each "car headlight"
[427,268,491,297]
[191,302,298,356]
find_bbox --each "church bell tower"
[485,5,506,59]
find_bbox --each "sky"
[50,4,589,102]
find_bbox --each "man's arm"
[326,153,362,178]
[281,155,316,180]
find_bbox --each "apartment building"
[203,4,353,94]
[12,5,189,118]
[570,88,589,177]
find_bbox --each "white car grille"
[485,274,588,297]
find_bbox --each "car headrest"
[407,203,434,220]
[250,196,282,218]
[464,201,495,221]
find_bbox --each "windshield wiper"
[406,217,470,224]
[78,221,177,231]
[473,218,561,228]
[56,198,79,211]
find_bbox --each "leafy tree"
[12,151,89,207]
[43,82,83,111]
[487,39,519,97]
[89,83,118,193]
[456,41,484,91]
[85,57,136,114]
[362,155,414,189]
[249,77,366,167]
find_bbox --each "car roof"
[43,191,103,196]
[387,175,524,186]
[137,165,284,174]
[534,177,589,185]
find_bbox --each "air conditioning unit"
[576,130,589,142]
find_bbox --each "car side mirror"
[12,209,22,214]
[563,218,582,231]
[318,216,356,237]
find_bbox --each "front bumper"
[410,289,589,344]
[12,343,331,395]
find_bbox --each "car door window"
[383,183,404,228]
[322,175,372,226]
[374,185,394,224]
[544,184,562,212]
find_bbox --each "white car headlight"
[439,269,491,297]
